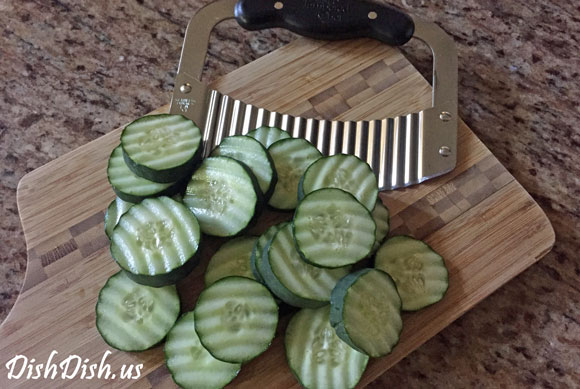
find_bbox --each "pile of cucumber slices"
[97,114,449,389]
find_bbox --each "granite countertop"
[1,0,579,387]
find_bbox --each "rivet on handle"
[439,111,452,122]
[180,83,192,94]
[439,146,452,157]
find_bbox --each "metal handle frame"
[170,0,458,189]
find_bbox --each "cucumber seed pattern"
[363,293,394,339]
[331,168,357,193]
[297,258,322,279]
[312,326,345,366]
[136,220,173,256]
[96,272,180,352]
[308,204,353,249]
[184,157,258,237]
[123,289,154,324]
[285,306,369,389]
[389,254,426,293]
[268,138,322,210]
[139,126,173,154]
[301,154,378,211]
[222,301,252,333]
[279,156,306,192]
[187,178,232,215]
[338,270,403,357]
[164,312,241,389]
[267,223,350,306]
[194,278,278,363]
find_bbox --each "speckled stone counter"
[1,0,578,387]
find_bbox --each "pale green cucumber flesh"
[211,135,276,198]
[246,126,291,148]
[293,188,376,268]
[194,277,278,363]
[375,235,449,311]
[183,156,260,237]
[96,271,180,351]
[268,138,322,210]
[299,154,378,211]
[330,268,402,358]
[261,223,350,308]
[285,306,369,389]
[110,196,201,287]
[121,114,202,182]
[250,222,287,284]
[164,311,241,389]
[205,236,258,287]
[105,197,135,239]
[107,146,182,203]
[371,199,390,252]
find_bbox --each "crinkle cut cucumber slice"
[105,195,180,237]
[330,268,402,358]
[96,271,180,351]
[268,138,322,210]
[110,196,201,287]
[165,311,241,389]
[194,277,278,363]
[108,146,184,203]
[183,156,262,237]
[105,197,135,239]
[260,223,350,308]
[121,114,202,183]
[250,222,288,284]
[205,236,258,287]
[298,154,378,211]
[371,199,390,252]
[246,126,291,148]
[293,188,376,268]
[375,235,449,311]
[285,306,369,389]
[211,135,277,199]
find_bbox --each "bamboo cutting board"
[2,38,554,388]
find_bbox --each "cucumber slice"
[285,306,369,389]
[205,236,258,287]
[371,200,390,252]
[375,236,449,311]
[298,154,378,211]
[110,196,201,287]
[96,271,180,351]
[246,126,291,148]
[293,188,376,268]
[121,114,202,183]
[194,277,278,363]
[330,268,402,357]
[260,223,350,308]
[268,138,322,210]
[108,146,184,203]
[183,156,261,237]
[104,197,135,239]
[165,311,241,389]
[211,135,277,199]
[250,222,287,284]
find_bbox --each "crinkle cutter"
[170,0,457,190]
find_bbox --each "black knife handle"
[234,0,414,46]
